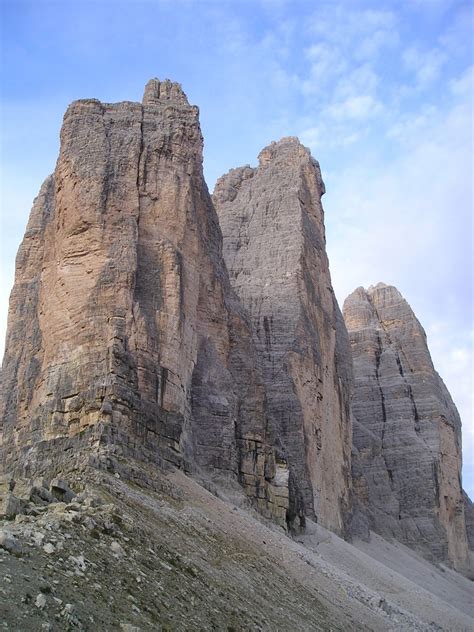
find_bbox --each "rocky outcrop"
[0,79,289,525]
[344,283,470,571]
[463,491,474,551]
[213,138,352,535]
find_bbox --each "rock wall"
[4,78,468,557]
[0,80,289,526]
[213,138,352,535]
[463,491,474,551]
[344,283,470,570]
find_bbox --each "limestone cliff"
[0,79,288,525]
[344,283,470,571]
[213,138,352,535]
[463,491,474,551]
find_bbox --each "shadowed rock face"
[463,491,474,551]
[0,79,289,525]
[344,283,470,570]
[213,138,352,535]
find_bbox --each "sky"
[0,0,473,495]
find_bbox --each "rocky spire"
[344,283,470,572]
[142,78,191,106]
[0,80,289,526]
[213,137,352,535]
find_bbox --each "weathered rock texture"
[344,283,470,571]
[0,80,289,525]
[463,491,474,551]
[213,138,352,535]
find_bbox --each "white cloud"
[402,46,447,88]
[357,27,399,60]
[449,64,474,97]
[309,6,397,49]
[325,94,382,120]
[300,123,363,150]
[334,64,379,99]
[301,43,347,94]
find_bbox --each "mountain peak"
[142,78,190,106]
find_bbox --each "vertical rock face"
[463,491,474,551]
[344,283,469,570]
[0,79,288,524]
[213,138,352,535]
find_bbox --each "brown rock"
[0,79,283,522]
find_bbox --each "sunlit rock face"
[0,79,289,525]
[213,138,352,535]
[344,283,470,571]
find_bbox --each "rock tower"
[344,283,470,570]
[0,79,289,525]
[213,138,352,534]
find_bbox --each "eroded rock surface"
[463,491,474,551]
[0,79,287,524]
[213,138,352,535]
[344,283,470,571]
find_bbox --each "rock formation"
[344,283,470,571]
[2,77,471,570]
[463,491,474,551]
[213,138,352,535]
[0,79,289,525]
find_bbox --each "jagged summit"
[368,281,389,289]
[214,136,326,207]
[142,77,190,106]
[257,136,308,164]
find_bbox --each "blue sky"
[1,0,473,495]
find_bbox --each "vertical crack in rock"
[344,283,470,571]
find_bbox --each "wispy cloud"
[325,94,382,120]
[402,46,447,88]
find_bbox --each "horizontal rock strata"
[0,80,288,525]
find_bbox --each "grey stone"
[213,138,352,535]
[110,540,125,556]
[344,283,470,572]
[50,479,75,503]
[0,530,23,555]
[0,493,27,519]
[463,491,474,550]
[60,603,81,627]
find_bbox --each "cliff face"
[3,79,470,562]
[213,138,352,535]
[343,283,469,570]
[463,491,474,551]
[0,80,288,525]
